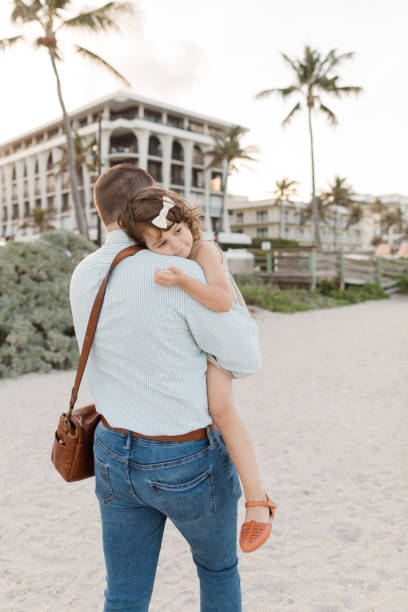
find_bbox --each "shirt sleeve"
[183,264,261,378]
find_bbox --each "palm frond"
[0,35,24,51]
[319,103,338,125]
[346,203,363,229]
[11,0,42,23]
[255,85,299,101]
[62,2,134,32]
[332,85,363,96]
[282,101,301,127]
[281,52,299,74]
[74,44,131,87]
[321,51,356,77]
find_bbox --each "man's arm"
[182,267,261,378]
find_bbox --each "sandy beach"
[1,296,407,612]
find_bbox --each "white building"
[228,196,363,250]
[0,91,237,242]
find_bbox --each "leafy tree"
[256,46,362,248]
[0,230,96,378]
[206,125,258,232]
[20,205,56,233]
[273,177,298,238]
[1,1,134,238]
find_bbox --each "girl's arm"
[154,242,233,312]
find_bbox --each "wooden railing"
[248,248,408,291]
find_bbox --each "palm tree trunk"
[48,49,88,238]
[308,106,321,248]
[221,167,231,233]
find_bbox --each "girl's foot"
[239,493,278,553]
[244,493,270,524]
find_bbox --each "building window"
[192,168,204,189]
[144,108,162,123]
[209,126,224,138]
[170,164,184,186]
[47,196,55,210]
[2,207,8,221]
[167,114,183,129]
[47,128,59,140]
[236,212,243,224]
[148,136,162,157]
[189,120,204,134]
[171,140,184,161]
[79,116,88,128]
[12,204,19,219]
[193,146,204,166]
[110,131,138,154]
[47,153,53,171]
[256,227,268,237]
[256,210,268,222]
[62,193,69,211]
[148,160,162,183]
[210,172,223,192]
[110,106,139,121]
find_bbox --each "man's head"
[94,163,154,229]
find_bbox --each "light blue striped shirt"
[70,230,261,435]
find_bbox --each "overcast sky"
[1,0,407,200]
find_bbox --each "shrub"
[235,278,388,313]
[0,231,97,378]
[396,273,408,294]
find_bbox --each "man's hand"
[154,265,185,287]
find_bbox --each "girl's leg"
[206,362,270,524]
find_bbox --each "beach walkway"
[1,296,407,611]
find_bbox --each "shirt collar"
[105,229,136,247]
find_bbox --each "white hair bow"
[151,196,175,229]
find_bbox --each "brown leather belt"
[100,415,217,442]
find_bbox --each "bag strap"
[65,245,141,423]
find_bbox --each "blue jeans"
[93,420,243,611]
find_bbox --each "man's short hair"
[94,163,154,225]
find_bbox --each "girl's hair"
[118,186,203,246]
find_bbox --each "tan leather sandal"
[239,493,278,553]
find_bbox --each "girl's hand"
[154,265,185,287]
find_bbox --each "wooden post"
[309,249,317,291]
[266,252,272,275]
[375,258,382,286]
[338,249,345,290]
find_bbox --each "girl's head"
[119,186,202,257]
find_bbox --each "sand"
[1,296,407,611]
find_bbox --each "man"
[70,163,261,611]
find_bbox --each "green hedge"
[235,277,388,313]
[0,231,97,378]
[220,237,300,250]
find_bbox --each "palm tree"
[322,176,358,244]
[20,205,56,233]
[273,177,298,238]
[300,195,328,228]
[54,132,97,211]
[206,125,258,232]
[1,1,134,238]
[256,46,362,248]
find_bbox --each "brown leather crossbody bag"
[51,245,140,482]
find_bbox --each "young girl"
[119,186,277,553]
